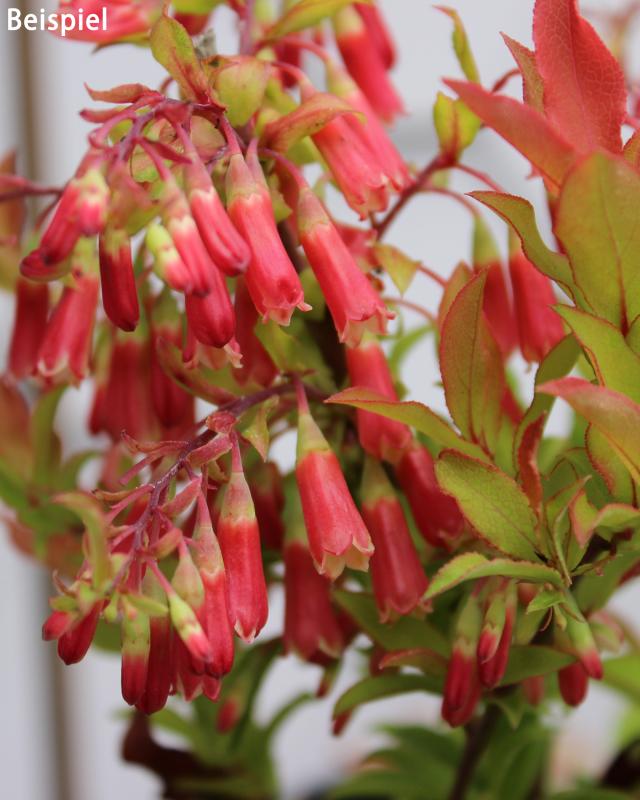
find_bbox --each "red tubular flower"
[360,458,428,622]
[99,226,139,332]
[149,290,194,429]
[121,603,150,706]
[564,604,603,680]
[136,614,174,715]
[226,145,308,325]
[442,591,482,727]
[355,2,396,69]
[509,237,564,363]
[309,113,391,219]
[42,609,75,642]
[217,444,269,642]
[295,385,373,579]
[558,661,589,707]
[477,581,516,689]
[8,278,49,379]
[283,489,344,663]
[56,602,101,665]
[297,187,392,346]
[182,140,250,277]
[395,442,464,548]
[192,496,235,677]
[37,263,99,386]
[473,217,517,358]
[185,283,236,350]
[174,12,211,36]
[21,167,109,277]
[345,335,411,461]
[247,460,285,551]
[56,0,162,43]
[326,61,410,193]
[232,278,278,387]
[333,6,403,123]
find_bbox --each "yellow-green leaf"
[264,0,369,40]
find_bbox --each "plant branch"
[448,704,500,800]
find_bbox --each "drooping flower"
[395,442,464,548]
[442,591,482,727]
[55,0,163,44]
[226,144,308,325]
[509,235,564,363]
[98,225,139,332]
[216,442,269,642]
[558,661,589,707]
[345,334,411,461]
[295,383,373,579]
[185,285,236,350]
[333,5,403,123]
[283,486,344,663]
[8,278,49,379]
[477,580,516,689]
[355,2,396,69]
[360,458,428,621]
[297,187,392,346]
[120,600,150,706]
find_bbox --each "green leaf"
[256,318,334,392]
[54,492,110,589]
[585,426,634,505]
[436,7,479,82]
[555,152,640,331]
[264,0,368,40]
[435,451,540,560]
[31,387,65,487]
[327,388,489,461]
[373,243,420,295]
[500,646,573,685]
[150,14,213,104]
[214,57,270,127]
[433,92,481,160]
[556,307,640,403]
[603,654,640,703]
[334,590,449,657]
[471,192,574,292]
[425,552,564,601]
[541,378,640,484]
[439,271,504,453]
[238,396,278,460]
[333,674,441,722]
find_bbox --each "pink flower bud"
[558,661,589,707]
[217,452,269,642]
[297,188,393,347]
[283,488,344,663]
[56,603,101,665]
[42,609,74,641]
[478,582,516,689]
[333,6,403,123]
[295,393,373,579]
[226,147,308,325]
[360,459,428,621]
[99,226,139,332]
[395,442,464,548]
[442,592,482,726]
[345,336,411,461]
[509,238,564,363]
[37,267,99,385]
[8,278,49,379]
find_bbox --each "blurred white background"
[1,1,639,798]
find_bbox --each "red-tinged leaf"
[555,152,640,332]
[264,0,369,40]
[556,306,640,403]
[533,0,626,154]
[263,93,357,153]
[517,415,545,513]
[540,378,640,484]
[444,79,576,187]
[434,450,540,561]
[435,7,479,82]
[85,83,161,104]
[568,489,640,548]
[80,107,128,124]
[437,262,472,329]
[502,35,544,113]
[160,477,201,517]
[379,649,447,677]
[470,192,574,294]
[439,271,504,453]
[150,14,217,105]
[326,387,489,462]
[424,552,563,601]
[623,130,640,169]
[586,426,635,506]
